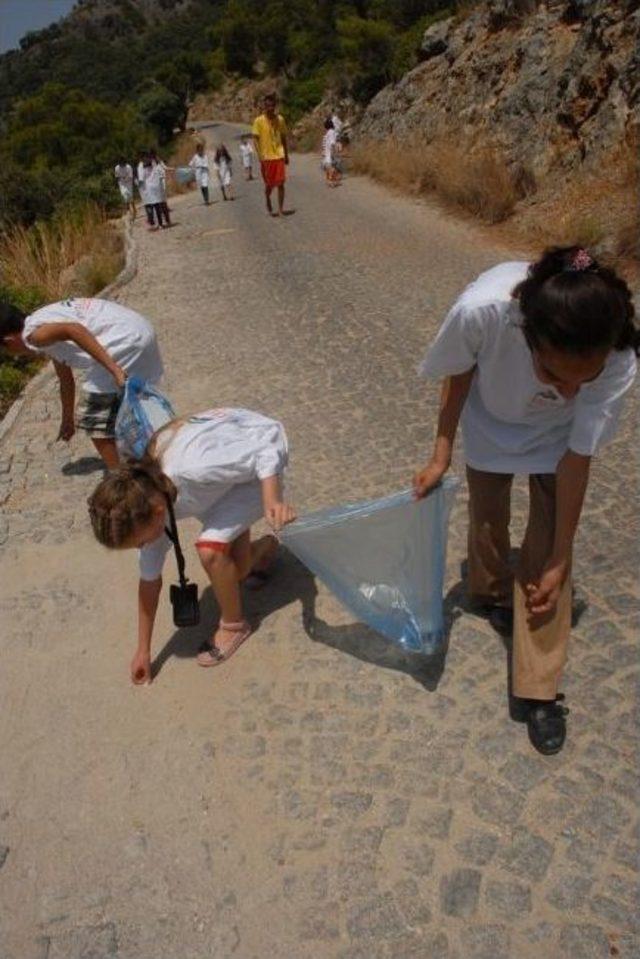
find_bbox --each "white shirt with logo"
[419,261,637,473]
[139,409,289,579]
[22,298,164,394]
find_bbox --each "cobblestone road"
[0,123,637,959]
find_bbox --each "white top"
[419,261,637,473]
[114,163,133,186]
[322,128,337,165]
[189,153,210,185]
[239,141,254,161]
[137,162,164,204]
[331,114,342,134]
[23,298,164,394]
[139,408,289,579]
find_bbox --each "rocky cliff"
[357,0,638,184]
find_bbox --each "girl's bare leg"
[197,545,244,626]
[91,437,119,469]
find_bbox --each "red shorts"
[261,158,286,189]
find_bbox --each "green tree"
[136,83,184,142]
[337,15,395,102]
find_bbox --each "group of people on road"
[115,92,339,222]
[115,151,173,231]
[3,88,639,757]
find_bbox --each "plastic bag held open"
[281,479,459,655]
[115,376,176,459]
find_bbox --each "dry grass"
[350,135,518,224]
[518,135,639,268]
[351,131,639,269]
[0,204,124,301]
[166,132,201,196]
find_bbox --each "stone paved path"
[0,123,637,959]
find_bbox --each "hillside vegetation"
[0,0,460,228]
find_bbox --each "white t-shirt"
[189,153,210,186]
[239,142,254,165]
[419,261,637,474]
[331,114,342,135]
[114,163,133,187]
[139,409,289,580]
[322,129,337,165]
[137,162,164,204]
[22,298,164,394]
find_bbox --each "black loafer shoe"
[526,695,568,755]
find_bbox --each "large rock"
[419,19,452,62]
[357,0,638,180]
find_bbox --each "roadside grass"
[0,204,124,417]
[519,136,639,266]
[350,135,518,223]
[166,132,199,196]
[350,132,638,268]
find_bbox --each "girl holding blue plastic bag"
[88,408,296,685]
[0,297,164,468]
[414,247,637,755]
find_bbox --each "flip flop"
[196,620,252,667]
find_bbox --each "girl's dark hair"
[0,301,26,341]
[513,246,639,355]
[88,458,176,549]
[215,145,231,163]
[324,118,334,130]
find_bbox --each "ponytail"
[513,246,639,356]
[88,457,176,549]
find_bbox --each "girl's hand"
[113,366,128,390]
[412,459,449,499]
[525,561,569,617]
[57,415,75,442]
[130,649,151,686]
[266,502,297,531]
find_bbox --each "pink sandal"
[196,620,252,667]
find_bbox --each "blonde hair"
[88,458,176,549]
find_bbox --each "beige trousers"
[466,466,572,700]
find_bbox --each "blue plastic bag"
[281,479,459,655]
[175,166,195,185]
[115,376,176,460]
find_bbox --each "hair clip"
[566,249,594,272]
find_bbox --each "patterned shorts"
[76,392,121,437]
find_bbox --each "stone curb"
[0,214,138,451]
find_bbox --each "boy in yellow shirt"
[252,93,289,216]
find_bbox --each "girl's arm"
[132,576,163,684]
[53,359,76,440]
[28,322,127,388]
[261,474,296,530]
[282,133,289,165]
[413,369,475,497]
[526,450,591,615]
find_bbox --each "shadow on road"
[303,576,464,693]
[61,456,105,476]
[151,548,318,679]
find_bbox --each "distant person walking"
[114,158,136,217]
[252,93,289,217]
[137,153,169,230]
[329,107,343,140]
[189,143,211,205]
[214,144,234,201]
[239,136,255,180]
[150,150,172,227]
[321,119,341,187]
